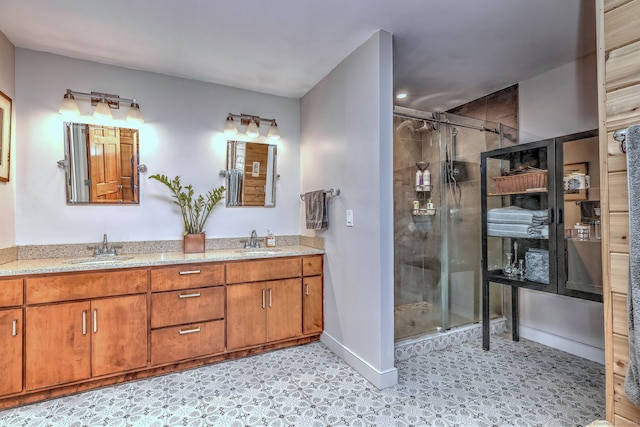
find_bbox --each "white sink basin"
[235,248,282,255]
[63,256,135,265]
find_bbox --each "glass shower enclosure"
[393,106,513,341]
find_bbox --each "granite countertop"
[0,245,324,277]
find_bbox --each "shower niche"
[480,129,602,350]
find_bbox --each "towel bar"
[300,188,341,201]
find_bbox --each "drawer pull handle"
[82,310,87,335]
[262,289,266,309]
[179,270,201,275]
[178,327,201,335]
[305,284,309,296]
[93,309,98,333]
[179,293,201,299]
[12,319,17,337]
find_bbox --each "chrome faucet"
[101,234,110,254]
[88,234,120,256]
[245,229,260,249]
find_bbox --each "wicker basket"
[492,170,547,194]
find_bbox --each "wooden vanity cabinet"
[227,278,302,350]
[302,256,324,335]
[226,258,304,350]
[150,263,226,365]
[0,279,24,397]
[25,270,148,390]
[1,253,323,409]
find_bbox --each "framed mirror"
[62,122,140,204]
[225,140,277,207]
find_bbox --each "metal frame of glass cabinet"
[480,130,602,350]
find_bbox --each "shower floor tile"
[0,334,604,426]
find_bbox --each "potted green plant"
[149,174,225,253]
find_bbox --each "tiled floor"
[0,334,604,426]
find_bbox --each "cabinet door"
[0,308,22,395]
[92,295,147,377]
[303,276,323,335]
[266,278,302,343]
[227,282,266,350]
[26,302,91,390]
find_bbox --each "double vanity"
[0,245,324,409]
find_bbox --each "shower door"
[393,109,509,341]
[393,114,443,340]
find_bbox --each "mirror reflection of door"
[119,128,139,203]
[242,142,268,206]
[88,125,121,202]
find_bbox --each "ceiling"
[0,0,595,113]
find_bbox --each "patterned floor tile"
[0,335,604,426]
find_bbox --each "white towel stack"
[487,206,549,239]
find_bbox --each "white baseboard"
[519,325,605,364]
[320,332,398,389]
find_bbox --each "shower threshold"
[394,317,507,362]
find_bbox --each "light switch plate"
[346,209,354,227]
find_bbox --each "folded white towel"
[487,206,548,225]
[488,223,549,239]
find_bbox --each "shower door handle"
[549,208,554,225]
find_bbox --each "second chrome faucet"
[245,229,260,249]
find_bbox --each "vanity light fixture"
[93,97,113,120]
[58,89,144,124]
[224,113,280,140]
[245,119,260,138]
[267,120,280,140]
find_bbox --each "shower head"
[415,120,435,132]
[396,120,416,133]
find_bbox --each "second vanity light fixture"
[59,89,144,124]
[224,113,280,140]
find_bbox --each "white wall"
[14,49,301,245]
[519,53,604,363]
[0,31,15,249]
[300,31,397,388]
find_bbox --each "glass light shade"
[93,99,113,120]
[245,119,259,138]
[267,121,280,140]
[224,116,238,135]
[59,93,80,117]
[126,102,144,124]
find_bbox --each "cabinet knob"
[269,288,273,308]
[93,309,98,333]
[82,310,87,335]
[178,327,201,335]
[262,289,266,309]
[305,283,309,296]
[12,319,17,337]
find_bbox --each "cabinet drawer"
[151,320,224,365]
[26,270,147,304]
[151,263,224,292]
[151,286,224,328]
[303,256,322,276]
[0,279,23,307]
[227,258,301,284]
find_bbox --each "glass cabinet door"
[555,130,602,301]
[481,138,558,293]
